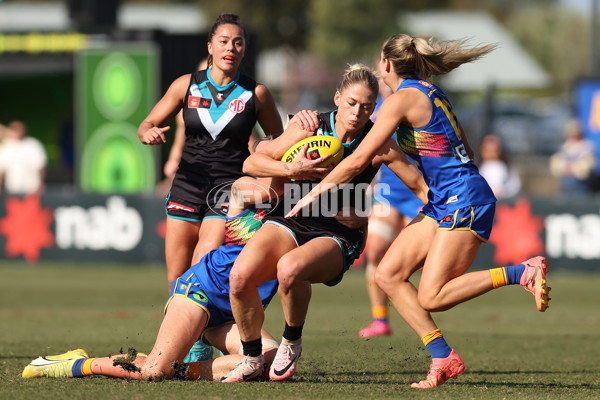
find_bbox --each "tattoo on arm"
[252,136,274,152]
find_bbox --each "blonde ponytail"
[383,34,497,79]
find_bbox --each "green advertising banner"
[76,47,158,193]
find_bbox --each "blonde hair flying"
[382,34,497,80]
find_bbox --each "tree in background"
[506,5,590,92]
[202,0,401,67]
[200,0,403,111]
[306,0,399,67]
[179,0,592,91]
[200,0,593,101]
[200,0,308,50]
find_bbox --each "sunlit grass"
[1,263,598,399]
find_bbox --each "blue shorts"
[164,244,279,333]
[165,192,227,222]
[373,165,422,219]
[421,203,496,242]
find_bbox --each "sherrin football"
[281,135,344,168]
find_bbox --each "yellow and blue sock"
[422,329,452,359]
[372,306,389,324]
[490,264,526,288]
[71,358,95,377]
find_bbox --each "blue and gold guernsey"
[170,68,259,206]
[166,207,278,329]
[394,79,496,219]
[372,95,423,219]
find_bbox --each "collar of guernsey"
[206,67,241,91]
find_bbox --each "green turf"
[1,262,599,399]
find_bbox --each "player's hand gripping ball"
[281,135,344,167]
[281,135,344,180]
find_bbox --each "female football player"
[137,13,319,364]
[138,14,284,292]
[287,34,550,389]
[222,64,428,382]
[22,147,348,382]
[23,176,283,381]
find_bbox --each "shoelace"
[282,343,298,356]
[235,357,258,370]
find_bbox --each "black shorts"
[165,193,227,222]
[264,214,364,287]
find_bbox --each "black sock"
[241,338,263,357]
[282,322,304,341]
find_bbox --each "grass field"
[1,262,599,399]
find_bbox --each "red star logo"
[489,198,545,265]
[202,100,210,107]
[0,196,54,262]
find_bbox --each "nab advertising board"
[0,191,165,264]
[1,192,600,270]
[473,196,600,271]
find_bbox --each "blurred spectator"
[478,133,521,199]
[0,120,47,195]
[549,119,596,195]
